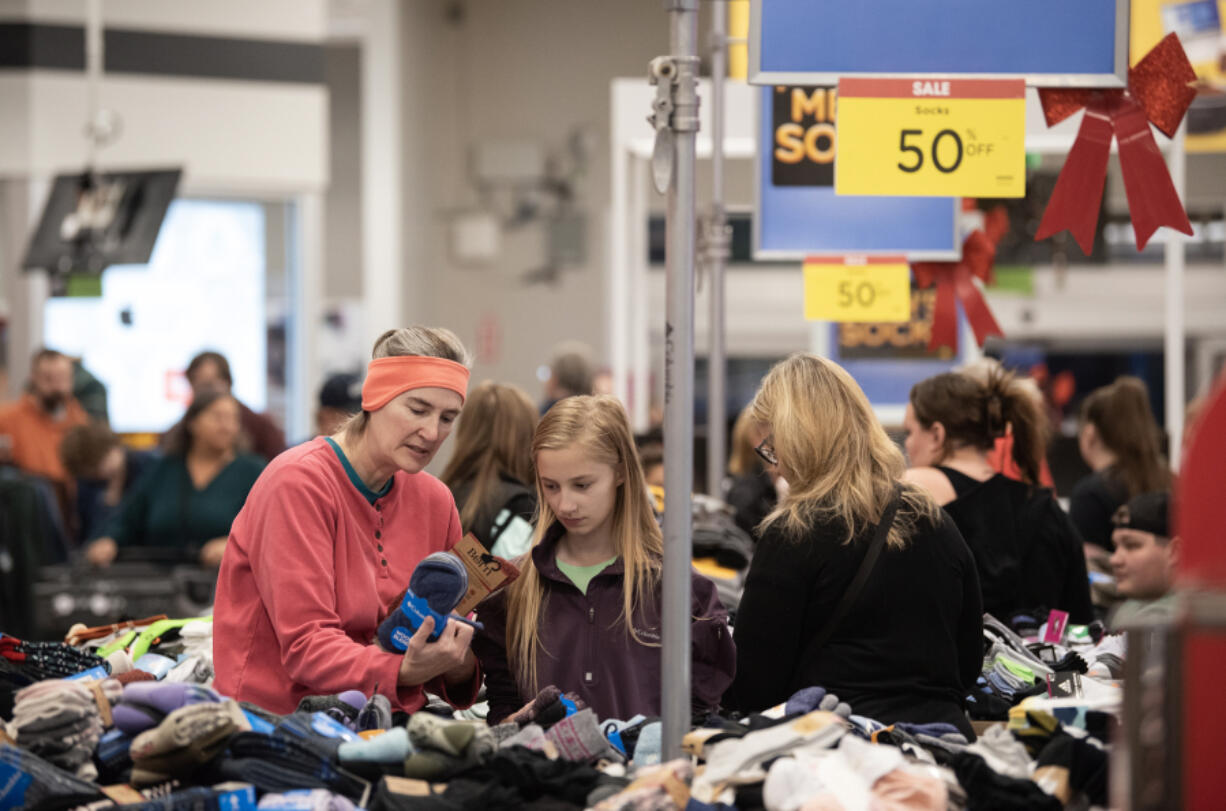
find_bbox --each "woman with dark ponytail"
[1070,377,1171,552]
[903,368,1093,623]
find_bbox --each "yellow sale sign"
[835,78,1026,198]
[803,257,911,323]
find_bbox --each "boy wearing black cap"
[1109,491,1179,630]
[316,373,363,437]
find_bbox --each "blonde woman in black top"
[728,354,983,738]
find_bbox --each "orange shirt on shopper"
[0,394,89,486]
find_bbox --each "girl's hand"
[397,616,476,687]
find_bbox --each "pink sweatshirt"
[213,437,477,714]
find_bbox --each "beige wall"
[400,0,671,402]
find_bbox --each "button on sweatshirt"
[213,437,478,714]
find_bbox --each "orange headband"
[361,357,470,411]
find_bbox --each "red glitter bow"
[1036,33,1197,254]
[912,207,1008,353]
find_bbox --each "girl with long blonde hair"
[728,354,983,739]
[472,395,736,724]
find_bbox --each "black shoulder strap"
[806,488,902,655]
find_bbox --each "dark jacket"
[724,470,777,540]
[450,474,536,550]
[727,501,983,739]
[1068,468,1129,552]
[473,523,737,725]
[940,470,1094,624]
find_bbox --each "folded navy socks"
[377,552,473,650]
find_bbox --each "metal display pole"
[648,0,700,758]
[704,5,732,499]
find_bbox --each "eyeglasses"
[754,435,778,467]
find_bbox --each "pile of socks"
[0,636,111,718]
[129,699,251,785]
[337,727,414,771]
[0,742,105,809]
[1007,709,1109,807]
[871,722,970,760]
[1084,634,1127,680]
[759,735,949,811]
[9,678,121,779]
[258,788,358,810]
[113,682,224,736]
[297,691,368,730]
[503,684,587,729]
[214,727,370,802]
[784,686,852,719]
[503,708,616,763]
[403,712,496,779]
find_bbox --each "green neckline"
[325,437,393,505]
[555,554,619,595]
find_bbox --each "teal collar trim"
[325,437,392,505]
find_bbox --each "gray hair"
[340,325,472,437]
[372,326,472,367]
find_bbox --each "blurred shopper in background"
[86,389,264,568]
[904,368,1093,624]
[1109,491,1179,630]
[1070,376,1171,553]
[539,341,594,415]
[0,348,90,492]
[723,407,780,541]
[961,358,1055,489]
[474,395,735,725]
[316,372,363,437]
[162,350,286,462]
[60,421,156,544]
[1069,377,1172,556]
[728,354,982,738]
[441,381,539,552]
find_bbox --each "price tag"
[835,78,1025,198]
[803,257,911,323]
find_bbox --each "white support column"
[1165,124,1187,470]
[288,193,325,442]
[611,141,631,410]
[0,179,50,397]
[631,155,652,432]
[362,0,405,335]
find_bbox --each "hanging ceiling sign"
[836,78,1027,198]
[803,256,912,323]
[756,85,960,261]
[748,0,1128,87]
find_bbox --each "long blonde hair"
[440,381,538,531]
[505,395,663,692]
[750,353,937,548]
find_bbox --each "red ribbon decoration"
[912,207,1009,353]
[1036,33,1198,254]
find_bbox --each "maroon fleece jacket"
[473,522,736,724]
